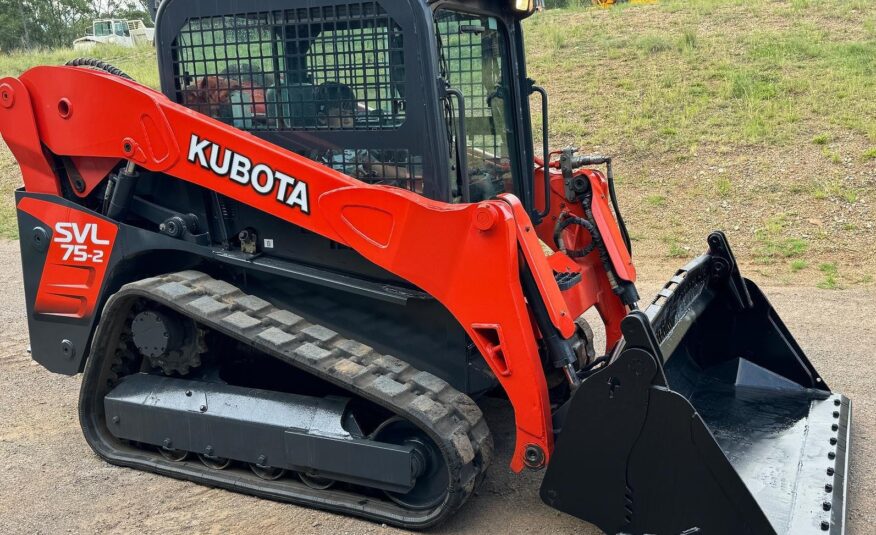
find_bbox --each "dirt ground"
[0,239,872,535]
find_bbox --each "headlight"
[513,0,535,14]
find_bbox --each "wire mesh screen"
[435,11,514,202]
[174,13,277,129]
[173,4,405,130]
[171,2,421,190]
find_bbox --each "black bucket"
[541,232,851,535]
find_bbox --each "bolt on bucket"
[541,232,851,535]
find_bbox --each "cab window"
[435,11,516,202]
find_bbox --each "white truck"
[73,19,155,50]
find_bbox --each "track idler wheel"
[373,417,449,510]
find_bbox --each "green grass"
[667,241,688,258]
[662,233,690,258]
[811,180,860,203]
[753,214,809,264]
[0,193,17,239]
[526,0,876,151]
[645,194,666,207]
[0,45,159,88]
[821,147,842,164]
[790,259,807,272]
[635,34,674,55]
[680,28,698,51]
[818,262,839,289]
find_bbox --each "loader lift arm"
[0,66,628,471]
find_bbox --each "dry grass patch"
[527,0,875,287]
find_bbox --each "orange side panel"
[18,197,118,319]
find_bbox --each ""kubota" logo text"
[187,133,310,214]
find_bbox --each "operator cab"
[155,0,542,217]
[92,19,132,38]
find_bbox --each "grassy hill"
[525,0,875,288]
[1,0,873,288]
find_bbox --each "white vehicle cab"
[73,19,154,50]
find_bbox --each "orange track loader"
[0,1,850,533]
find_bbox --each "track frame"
[79,271,492,529]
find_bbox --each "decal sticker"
[53,222,110,263]
[17,197,118,319]
[187,133,310,214]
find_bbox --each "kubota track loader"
[0,1,851,533]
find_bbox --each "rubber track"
[79,271,492,529]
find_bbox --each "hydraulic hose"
[604,159,632,256]
[570,155,632,257]
[64,58,133,80]
[553,213,597,259]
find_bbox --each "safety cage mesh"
[173,3,406,131]
[171,2,422,191]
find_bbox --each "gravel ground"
[0,239,872,535]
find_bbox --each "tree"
[37,0,94,47]
[0,0,148,51]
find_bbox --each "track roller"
[250,464,286,481]
[198,454,232,470]
[158,447,188,462]
[298,473,336,490]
